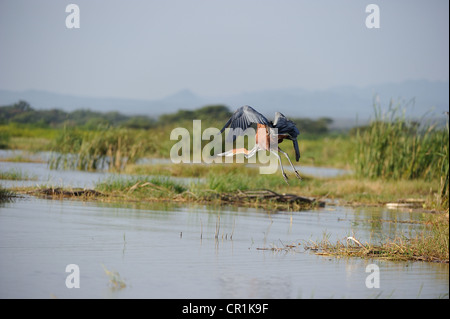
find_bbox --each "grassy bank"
[124,162,445,209]
[93,172,319,210]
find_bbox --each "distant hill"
[0,80,448,123]
[217,80,449,121]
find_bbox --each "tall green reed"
[49,126,150,171]
[354,100,449,208]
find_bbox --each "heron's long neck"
[255,124,270,150]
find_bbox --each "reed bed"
[49,126,150,171]
[355,102,449,209]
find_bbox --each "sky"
[0,0,448,100]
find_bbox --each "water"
[0,153,448,299]
[0,158,199,189]
[0,197,448,299]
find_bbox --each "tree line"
[0,100,333,134]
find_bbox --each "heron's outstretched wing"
[273,112,301,161]
[220,105,270,142]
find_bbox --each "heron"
[217,105,302,184]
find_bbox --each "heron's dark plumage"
[272,112,301,161]
[273,112,299,137]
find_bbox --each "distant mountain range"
[0,80,448,125]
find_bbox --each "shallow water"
[0,196,448,299]
[0,160,202,189]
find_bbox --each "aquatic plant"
[306,213,449,263]
[0,169,37,181]
[354,101,449,209]
[355,101,448,180]
[102,265,126,290]
[0,185,15,202]
[49,126,150,171]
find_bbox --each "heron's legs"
[217,146,297,185]
[278,147,302,180]
[270,150,289,185]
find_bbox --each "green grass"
[0,169,38,181]
[126,162,298,192]
[0,123,58,151]
[298,135,353,169]
[88,167,314,210]
[354,102,449,210]
[354,102,448,180]
[124,162,445,209]
[49,126,152,171]
[96,175,187,198]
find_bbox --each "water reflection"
[0,152,447,299]
[0,197,447,299]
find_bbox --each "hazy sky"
[0,0,448,100]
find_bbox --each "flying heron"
[217,105,301,184]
